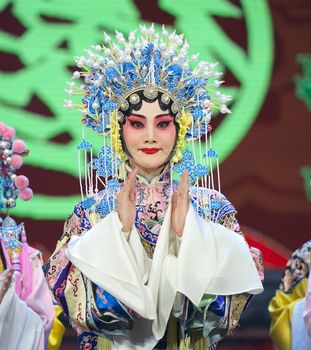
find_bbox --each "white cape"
[67,203,263,349]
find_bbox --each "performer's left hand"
[117,168,138,232]
[171,170,190,237]
[0,269,13,304]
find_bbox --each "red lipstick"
[141,148,160,155]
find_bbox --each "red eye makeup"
[126,114,173,129]
[127,116,146,128]
[155,115,173,128]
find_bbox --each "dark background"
[1,0,310,256]
[1,0,311,349]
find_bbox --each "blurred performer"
[269,240,311,350]
[46,25,264,349]
[0,122,54,349]
[304,271,311,338]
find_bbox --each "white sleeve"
[0,277,44,350]
[292,298,311,350]
[121,229,131,241]
[177,205,264,305]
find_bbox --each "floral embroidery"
[78,332,97,350]
[77,302,84,323]
[95,288,108,305]
[55,279,66,297]
[68,266,80,297]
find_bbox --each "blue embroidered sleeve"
[190,187,238,232]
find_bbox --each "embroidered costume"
[46,25,264,349]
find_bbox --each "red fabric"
[242,226,290,268]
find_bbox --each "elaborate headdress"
[0,122,33,299]
[64,24,231,199]
[0,122,33,211]
[0,121,33,250]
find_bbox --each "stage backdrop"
[0,0,310,257]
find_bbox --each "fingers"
[126,168,137,202]
[0,269,13,284]
[171,191,177,208]
[124,168,138,192]
[117,168,137,209]
[181,170,189,188]
[4,269,13,286]
[129,185,136,202]
[173,173,189,202]
[178,170,189,195]
[0,269,13,303]
[7,269,13,284]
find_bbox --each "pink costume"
[0,231,54,349]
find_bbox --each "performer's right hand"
[0,269,13,304]
[116,168,138,232]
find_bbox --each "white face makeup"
[122,100,176,179]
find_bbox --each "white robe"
[292,298,311,350]
[0,274,44,350]
[67,203,263,350]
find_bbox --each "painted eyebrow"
[129,113,172,119]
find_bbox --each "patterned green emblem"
[0,0,273,218]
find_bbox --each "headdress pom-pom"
[0,122,7,136]
[15,175,29,190]
[3,126,16,141]
[11,155,23,169]
[19,187,33,201]
[12,140,26,154]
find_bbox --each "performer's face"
[123,100,176,178]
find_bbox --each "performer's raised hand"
[117,168,138,232]
[0,269,13,304]
[171,170,190,237]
